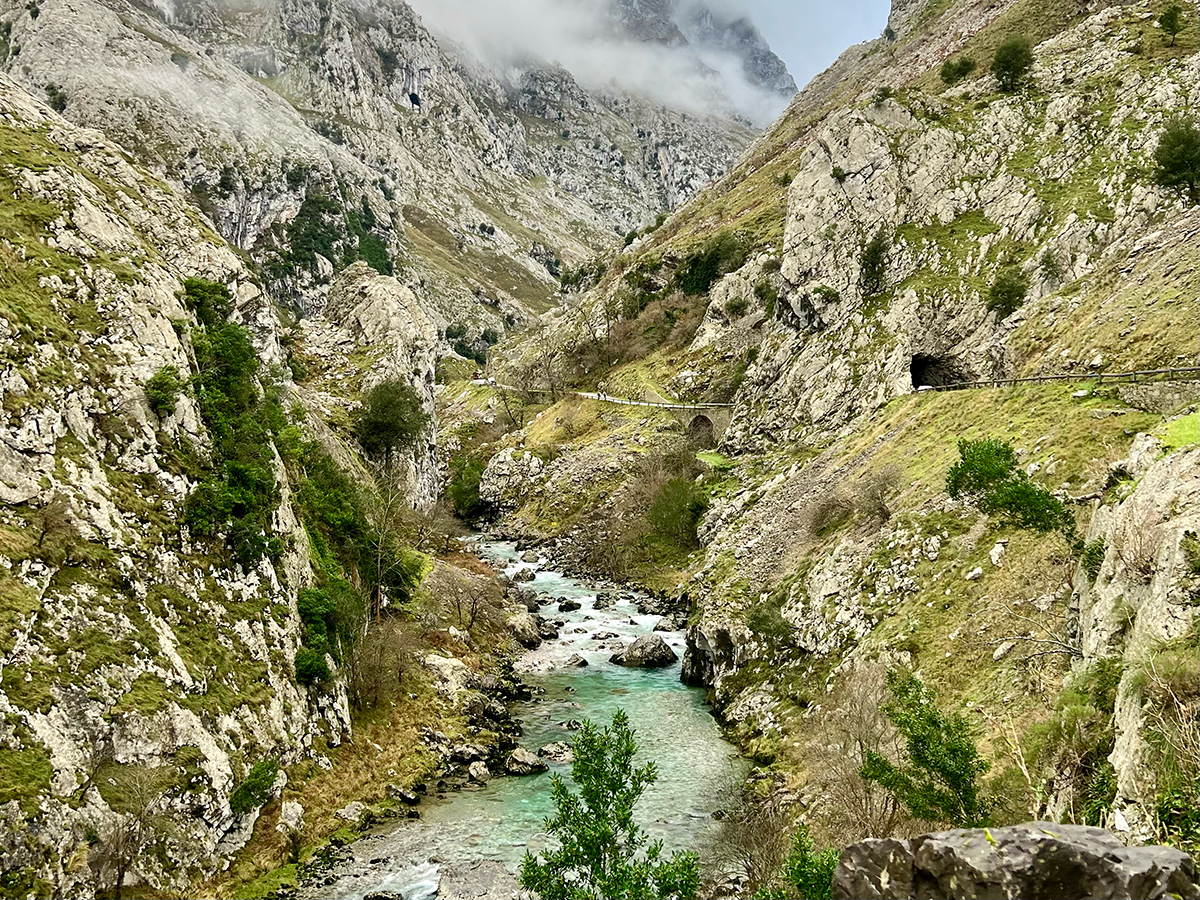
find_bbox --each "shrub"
[873,86,894,105]
[445,323,468,341]
[648,477,708,550]
[947,438,1075,538]
[940,56,977,85]
[754,279,779,312]
[858,226,891,298]
[1158,3,1185,45]
[44,82,67,113]
[624,229,639,247]
[860,671,992,827]
[445,455,491,522]
[775,827,838,900]
[519,711,699,900]
[986,266,1029,318]
[813,284,840,304]
[831,166,847,183]
[1153,117,1200,204]
[1038,249,1063,282]
[725,296,749,319]
[229,758,278,815]
[144,366,186,418]
[676,231,749,296]
[294,648,331,686]
[992,36,1033,92]
[355,379,428,461]
[1080,539,1106,581]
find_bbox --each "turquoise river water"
[321,541,745,899]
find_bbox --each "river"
[318,540,746,899]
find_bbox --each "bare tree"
[91,765,174,899]
[348,620,417,711]
[719,793,793,893]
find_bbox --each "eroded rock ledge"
[833,822,1199,900]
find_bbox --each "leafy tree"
[676,231,749,296]
[446,454,491,522]
[355,379,428,461]
[858,226,891,298]
[144,365,186,418]
[294,648,331,686]
[1158,3,1185,45]
[648,478,708,549]
[986,266,1029,318]
[992,36,1033,92]
[860,671,992,827]
[1153,117,1200,204]
[520,711,699,899]
[754,826,839,899]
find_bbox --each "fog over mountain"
[407,0,797,125]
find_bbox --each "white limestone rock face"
[722,9,1199,452]
[0,77,351,895]
[479,449,547,514]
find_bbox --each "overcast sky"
[742,0,892,88]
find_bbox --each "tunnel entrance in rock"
[910,354,968,388]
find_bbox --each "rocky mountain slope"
[0,0,761,329]
[0,74,525,896]
[444,0,1199,860]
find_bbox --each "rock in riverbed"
[538,741,574,763]
[506,747,549,776]
[609,634,678,668]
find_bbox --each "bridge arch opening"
[911,354,968,389]
[688,414,716,448]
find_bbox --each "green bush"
[181,279,284,568]
[294,648,331,686]
[296,585,362,660]
[858,227,890,298]
[992,36,1033,92]
[229,758,278,815]
[648,477,708,550]
[1153,117,1199,204]
[1080,539,1106,581]
[725,296,749,318]
[947,438,1075,538]
[145,365,186,418]
[861,671,992,827]
[676,232,749,296]
[986,266,1029,318]
[446,455,491,522]
[757,826,838,900]
[754,279,779,313]
[355,379,428,461]
[1038,249,1063,282]
[831,166,847,182]
[940,56,977,85]
[519,711,699,900]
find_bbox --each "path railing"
[923,366,1200,393]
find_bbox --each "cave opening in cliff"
[910,354,968,389]
[409,93,421,107]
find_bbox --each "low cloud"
[407,0,790,126]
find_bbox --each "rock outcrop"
[833,823,1199,900]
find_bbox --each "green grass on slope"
[1160,412,1199,451]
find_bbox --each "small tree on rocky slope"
[520,711,699,899]
[992,36,1033,92]
[1153,117,1200,204]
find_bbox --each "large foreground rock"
[507,612,542,649]
[438,859,523,899]
[506,748,549,776]
[832,822,1199,900]
[609,634,679,668]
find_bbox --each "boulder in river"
[564,653,589,667]
[520,550,540,563]
[832,822,1199,900]
[506,747,549,776]
[538,620,560,640]
[609,634,679,668]
[538,741,575,763]
[513,568,536,583]
[593,591,615,610]
[438,859,522,900]
[386,784,421,805]
[467,761,490,782]
[507,612,542,648]
[558,599,582,612]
